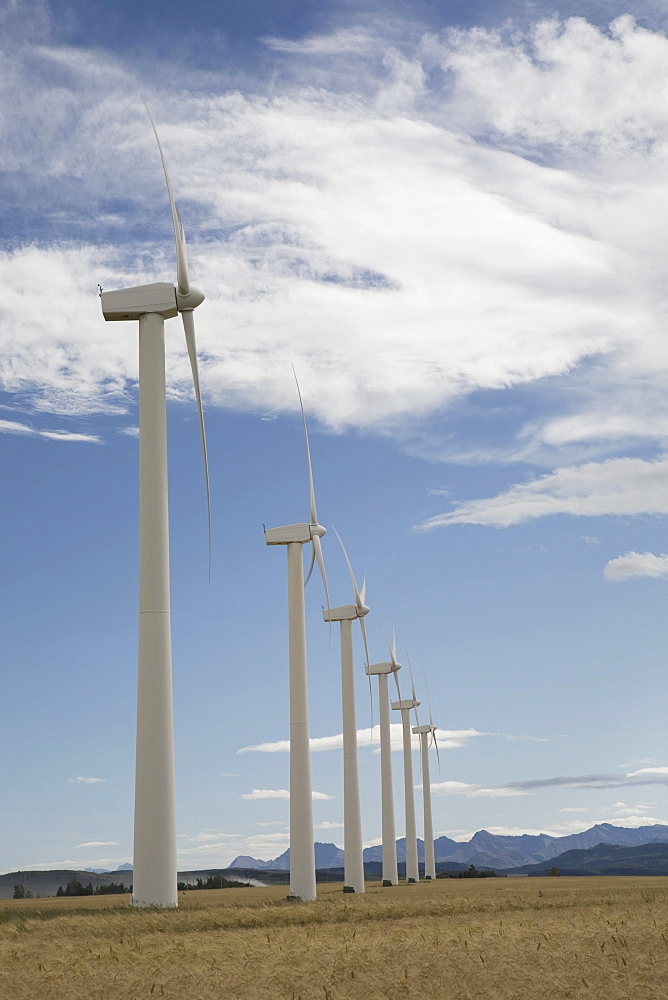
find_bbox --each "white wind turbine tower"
[265,383,328,902]
[100,104,210,908]
[413,702,438,880]
[322,532,370,894]
[392,658,420,884]
[366,637,402,887]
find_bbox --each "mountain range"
[230,823,668,871]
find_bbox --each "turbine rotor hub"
[176,285,205,311]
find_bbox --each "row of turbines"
[267,412,439,900]
[99,104,439,907]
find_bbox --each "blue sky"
[1,0,667,874]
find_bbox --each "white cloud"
[315,821,344,830]
[558,807,589,814]
[3,14,668,461]
[177,830,292,866]
[417,455,668,530]
[75,841,119,847]
[263,28,377,57]
[237,727,554,755]
[18,855,131,871]
[604,551,668,581]
[240,788,333,800]
[611,801,655,816]
[67,776,106,784]
[432,767,668,798]
[184,830,238,844]
[237,726,487,755]
[430,780,531,798]
[435,16,668,155]
[0,418,100,443]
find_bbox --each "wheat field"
[1,876,667,999]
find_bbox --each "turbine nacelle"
[101,282,205,322]
[101,282,179,321]
[366,660,401,676]
[392,698,420,711]
[412,724,436,735]
[265,522,326,545]
[322,601,370,623]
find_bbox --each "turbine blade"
[358,614,371,672]
[182,309,211,575]
[143,98,190,296]
[382,626,400,672]
[422,665,434,727]
[292,368,318,526]
[332,526,366,613]
[392,665,402,702]
[312,533,330,612]
[421,665,440,767]
[304,544,316,587]
[406,650,420,727]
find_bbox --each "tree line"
[178,876,250,890]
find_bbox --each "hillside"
[0,870,132,900]
[506,842,668,876]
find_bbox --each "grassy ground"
[1,877,667,999]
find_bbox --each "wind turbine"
[366,635,401,887]
[392,658,420,883]
[100,104,210,908]
[265,383,328,901]
[413,677,439,880]
[322,532,369,894]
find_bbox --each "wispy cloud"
[236,728,484,754]
[416,455,668,530]
[263,28,377,56]
[238,727,553,755]
[604,551,668,581]
[428,780,531,798]
[76,840,119,848]
[177,830,293,867]
[68,776,106,784]
[240,788,333,800]
[0,419,100,443]
[431,767,668,797]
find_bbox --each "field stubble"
[1,876,667,999]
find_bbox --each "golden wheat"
[1,877,667,999]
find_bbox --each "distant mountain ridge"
[505,842,668,876]
[230,824,668,871]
